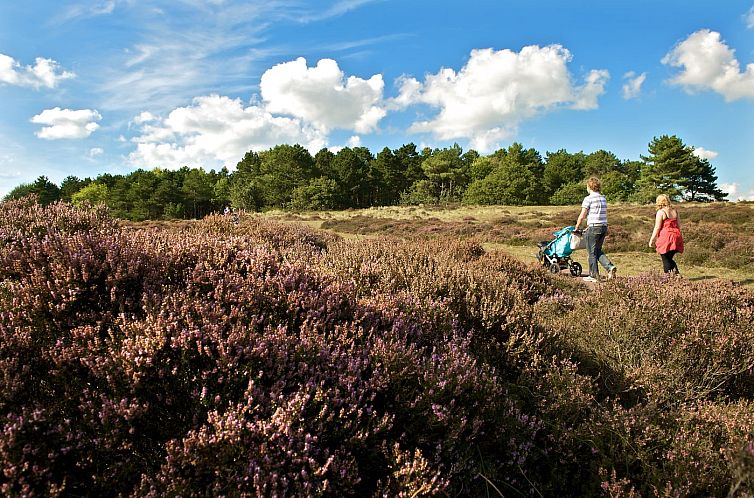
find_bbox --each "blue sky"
[1,0,753,199]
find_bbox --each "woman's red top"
[656,217,684,254]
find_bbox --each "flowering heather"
[1,198,753,497]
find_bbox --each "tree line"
[3,134,727,220]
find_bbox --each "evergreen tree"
[420,144,466,202]
[394,143,424,191]
[373,147,403,205]
[258,144,315,208]
[463,155,538,205]
[332,147,369,208]
[71,183,109,207]
[314,148,336,179]
[60,176,90,202]
[685,157,727,201]
[543,150,585,199]
[5,176,62,205]
[236,150,262,176]
[583,149,621,178]
[639,135,696,198]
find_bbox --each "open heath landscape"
[1,197,753,496]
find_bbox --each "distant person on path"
[649,194,684,274]
[575,177,618,283]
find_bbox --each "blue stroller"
[536,226,583,276]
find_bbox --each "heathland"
[1,197,753,497]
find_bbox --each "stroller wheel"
[548,262,560,274]
[569,262,582,276]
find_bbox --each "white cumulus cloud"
[0,53,75,89]
[31,108,102,139]
[392,46,609,151]
[662,29,754,101]
[128,94,326,169]
[131,111,158,125]
[720,182,754,201]
[622,71,647,99]
[692,146,718,160]
[89,147,104,157]
[260,57,386,133]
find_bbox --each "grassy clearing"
[259,203,754,288]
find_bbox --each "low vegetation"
[1,197,752,497]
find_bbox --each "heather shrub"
[538,274,754,404]
[0,196,115,242]
[3,200,753,497]
[586,400,754,497]
[0,203,557,496]
[680,222,754,268]
[193,212,339,253]
[316,237,553,365]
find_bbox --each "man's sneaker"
[583,276,598,283]
[608,266,617,280]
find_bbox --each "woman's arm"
[649,210,663,247]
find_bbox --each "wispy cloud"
[295,0,386,23]
[622,71,647,99]
[86,0,397,120]
[51,0,118,24]
[745,5,754,29]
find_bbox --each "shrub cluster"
[1,199,753,497]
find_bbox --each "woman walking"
[649,194,684,273]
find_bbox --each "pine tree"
[639,135,696,199]
[685,157,727,201]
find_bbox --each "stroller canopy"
[544,226,576,258]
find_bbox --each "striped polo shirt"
[581,191,608,226]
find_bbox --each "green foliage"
[542,150,586,196]
[463,155,539,205]
[71,182,109,207]
[583,149,621,178]
[468,156,497,182]
[4,135,731,218]
[59,176,90,202]
[399,179,439,205]
[639,135,699,200]
[331,147,375,208]
[3,176,61,205]
[258,144,316,207]
[373,147,407,205]
[685,157,728,201]
[549,181,586,205]
[289,177,338,211]
[420,144,467,202]
[601,170,635,202]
